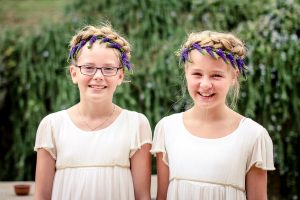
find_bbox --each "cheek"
[186,76,199,87]
[77,78,91,89]
[218,82,232,94]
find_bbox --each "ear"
[69,65,78,84]
[117,68,125,85]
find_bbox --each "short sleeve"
[34,115,57,160]
[150,118,169,166]
[129,113,152,158]
[246,128,275,172]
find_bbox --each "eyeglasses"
[75,64,123,76]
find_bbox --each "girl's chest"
[55,124,132,164]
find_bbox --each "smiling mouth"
[89,85,107,89]
[198,92,215,98]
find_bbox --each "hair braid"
[69,24,131,61]
[180,31,246,59]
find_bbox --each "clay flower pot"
[14,184,30,196]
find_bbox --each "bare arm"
[246,166,268,200]
[156,153,169,200]
[131,144,152,200]
[35,149,56,200]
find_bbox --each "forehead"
[77,42,120,65]
[187,49,230,72]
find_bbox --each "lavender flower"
[205,46,216,59]
[68,37,132,71]
[216,49,228,63]
[76,40,87,54]
[68,40,86,62]
[103,38,132,70]
[191,43,204,54]
[181,48,189,63]
[102,38,111,43]
[236,58,246,77]
[88,35,98,48]
[177,43,247,77]
[108,42,122,50]
[68,45,78,61]
[226,53,236,68]
[121,53,132,70]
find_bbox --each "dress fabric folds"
[34,109,152,200]
[151,113,275,200]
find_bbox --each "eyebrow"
[78,62,117,66]
[210,70,226,74]
[189,68,225,73]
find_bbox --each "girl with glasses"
[151,31,275,200]
[34,24,152,200]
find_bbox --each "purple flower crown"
[180,43,247,77]
[68,36,132,70]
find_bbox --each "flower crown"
[180,43,247,77]
[68,36,132,70]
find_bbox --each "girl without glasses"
[151,31,275,200]
[34,24,152,200]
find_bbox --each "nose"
[93,68,104,79]
[200,76,212,90]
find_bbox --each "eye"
[212,74,223,78]
[82,65,95,70]
[192,72,202,76]
[102,67,115,71]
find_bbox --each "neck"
[189,104,233,122]
[78,100,115,118]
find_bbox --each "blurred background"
[0,0,299,199]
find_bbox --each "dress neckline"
[64,109,126,133]
[179,112,246,141]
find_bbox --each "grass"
[0,0,70,32]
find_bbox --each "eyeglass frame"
[74,64,123,77]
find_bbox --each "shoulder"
[154,112,182,131]
[36,110,67,137]
[121,109,151,128]
[122,109,149,121]
[240,117,271,140]
[39,110,67,125]
[242,118,266,132]
[158,112,182,124]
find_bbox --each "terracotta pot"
[14,184,30,196]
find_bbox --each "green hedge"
[0,0,299,199]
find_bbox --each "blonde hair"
[178,30,247,109]
[69,24,131,62]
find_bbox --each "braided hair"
[68,24,132,70]
[180,31,246,59]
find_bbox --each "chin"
[89,93,108,100]
[193,97,219,109]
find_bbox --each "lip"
[88,85,107,89]
[197,92,215,100]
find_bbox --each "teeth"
[200,93,213,97]
[90,85,105,89]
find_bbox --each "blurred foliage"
[0,23,78,181]
[0,0,299,199]
[0,0,70,32]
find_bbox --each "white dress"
[151,113,275,200]
[34,109,152,200]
